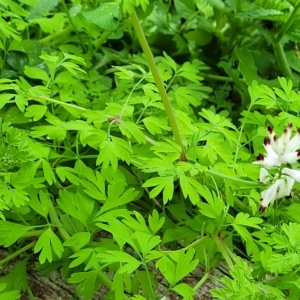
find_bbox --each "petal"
[259,168,270,183]
[281,123,293,147]
[263,137,278,158]
[282,167,300,182]
[279,151,300,164]
[267,125,276,140]
[261,179,281,208]
[259,205,267,213]
[271,135,281,154]
[285,128,300,153]
[252,153,281,168]
[277,176,294,199]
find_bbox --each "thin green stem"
[207,170,261,186]
[119,75,148,119]
[142,260,156,300]
[275,2,300,43]
[21,229,47,238]
[235,0,242,13]
[33,97,159,148]
[0,241,35,266]
[40,27,73,44]
[34,96,86,111]
[95,31,112,50]
[193,272,210,292]
[213,235,234,268]
[273,42,293,78]
[13,209,30,226]
[161,235,209,253]
[130,11,186,161]
[61,0,87,52]
[233,197,252,215]
[201,73,241,82]
[233,104,252,165]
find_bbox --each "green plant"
[1,0,300,299]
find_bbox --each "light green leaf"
[34,228,64,263]
[172,283,195,300]
[64,232,91,250]
[119,121,146,144]
[98,251,141,274]
[68,270,99,300]
[148,209,165,234]
[0,94,15,109]
[24,66,49,81]
[82,3,120,31]
[0,221,34,247]
[24,105,47,121]
[233,213,263,229]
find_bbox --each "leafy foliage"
[1,0,300,299]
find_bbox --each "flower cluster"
[253,124,300,213]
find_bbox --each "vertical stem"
[273,42,293,78]
[272,2,300,78]
[233,104,252,165]
[130,11,186,161]
[142,260,156,300]
[275,2,300,44]
[213,235,234,268]
[95,31,112,50]
[61,0,87,52]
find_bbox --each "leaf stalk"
[130,11,186,161]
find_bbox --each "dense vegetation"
[1,0,300,299]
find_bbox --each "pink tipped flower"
[254,125,300,213]
[253,124,300,168]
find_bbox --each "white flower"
[259,176,293,213]
[253,124,300,212]
[282,167,300,181]
[253,124,300,168]
[259,167,270,183]
[258,167,300,213]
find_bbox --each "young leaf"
[143,176,174,204]
[58,190,94,228]
[148,209,165,234]
[56,167,80,185]
[0,221,34,247]
[132,231,161,256]
[172,283,195,300]
[97,251,141,274]
[170,248,199,285]
[27,189,49,218]
[24,66,49,82]
[156,255,176,285]
[64,232,91,250]
[119,121,146,144]
[34,228,64,264]
[81,3,121,31]
[99,186,138,214]
[24,105,47,121]
[69,248,99,269]
[0,283,20,300]
[97,137,132,171]
[42,159,56,185]
[68,270,100,300]
[233,213,263,229]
